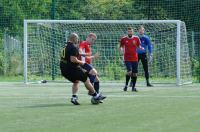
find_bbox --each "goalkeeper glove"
[149,54,153,62]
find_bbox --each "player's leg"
[94,76,100,93]
[131,62,138,92]
[71,81,80,105]
[81,63,97,86]
[81,63,106,101]
[77,67,106,103]
[141,53,153,87]
[84,65,105,95]
[87,66,98,94]
[129,55,142,87]
[88,68,97,84]
[88,69,106,102]
[124,61,132,91]
[60,62,81,105]
[84,78,106,102]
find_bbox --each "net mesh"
[25,20,192,84]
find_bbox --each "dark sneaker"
[91,93,106,104]
[132,87,138,92]
[98,93,106,100]
[91,97,100,104]
[123,86,128,91]
[147,83,153,87]
[71,97,80,105]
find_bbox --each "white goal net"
[24,20,192,85]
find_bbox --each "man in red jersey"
[120,27,144,92]
[79,33,99,64]
[79,33,105,99]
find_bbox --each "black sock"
[94,82,99,93]
[125,75,130,86]
[146,78,150,84]
[72,95,77,98]
[131,76,137,88]
[91,92,97,97]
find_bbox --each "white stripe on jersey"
[81,49,86,63]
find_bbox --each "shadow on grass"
[18,102,95,108]
[18,103,72,108]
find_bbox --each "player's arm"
[79,47,99,60]
[135,38,144,50]
[70,47,85,65]
[119,37,124,55]
[146,36,153,55]
[70,56,85,65]
[146,36,153,61]
[79,48,92,57]
[86,52,99,59]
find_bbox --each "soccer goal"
[24,20,192,85]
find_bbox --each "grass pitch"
[0,83,200,132]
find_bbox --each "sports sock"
[125,75,130,86]
[146,78,149,84]
[91,92,97,97]
[94,82,99,93]
[72,95,77,98]
[131,76,137,88]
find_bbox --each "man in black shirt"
[60,33,106,105]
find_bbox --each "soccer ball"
[91,97,99,105]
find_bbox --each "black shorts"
[60,62,87,83]
[124,61,138,73]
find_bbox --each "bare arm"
[79,49,92,56]
[138,45,144,50]
[86,52,99,59]
[70,56,85,65]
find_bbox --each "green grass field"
[0,82,200,132]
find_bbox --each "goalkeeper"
[60,33,105,105]
[130,25,153,87]
[79,33,106,102]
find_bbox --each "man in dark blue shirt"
[130,25,153,87]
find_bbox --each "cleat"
[147,83,153,87]
[71,97,80,105]
[132,87,138,92]
[97,93,106,101]
[91,97,99,104]
[91,93,106,105]
[123,86,128,91]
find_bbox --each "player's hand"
[93,52,99,59]
[149,54,153,62]
[80,61,85,66]
[140,47,145,50]
[119,48,124,55]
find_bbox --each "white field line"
[0,94,200,98]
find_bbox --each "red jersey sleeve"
[120,37,125,47]
[79,42,86,50]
